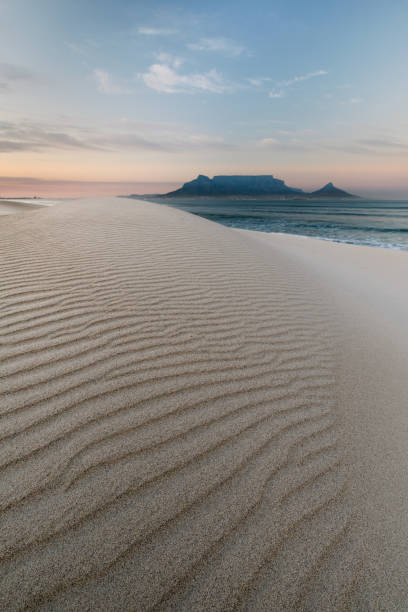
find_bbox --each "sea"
[151,198,408,250]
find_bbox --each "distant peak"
[310,182,356,198]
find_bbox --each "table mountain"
[164,174,304,197]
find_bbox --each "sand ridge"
[0,196,390,609]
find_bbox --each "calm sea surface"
[152,198,408,250]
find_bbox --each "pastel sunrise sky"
[1,0,407,198]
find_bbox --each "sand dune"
[0,197,406,610]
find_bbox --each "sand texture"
[0,200,49,215]
[0,197,407,610]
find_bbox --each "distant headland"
[129,174,358,200]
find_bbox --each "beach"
[0,196,407,610]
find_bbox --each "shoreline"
[0,197,407,609]
[248,228,408,251]
[138,196,408,252]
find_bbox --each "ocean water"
[153,198,408,250]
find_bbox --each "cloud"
[256,137,280,147]
[172,133,234,150]
[358,138,408,149]
[187,37,245,57]
[154,53,183,68]
[321,137,408,157]
[137,26,176,35]
[263,69,328,100]
[94,130,234,152]
[93,69,133,95]
[94,133,173,152]
[279,70,328,87]
[0,140,33,152]
[269,90,284,98]
[141,63,229,94]
[0,118,234,154]
[247,77,272,86]
[0,120,103,153]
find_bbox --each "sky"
[0,0,407,198]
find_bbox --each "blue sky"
[0,0,407,197]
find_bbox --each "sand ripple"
[0,198,360,610]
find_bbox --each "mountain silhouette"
[164,174,304,197]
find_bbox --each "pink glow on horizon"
[1,166,408,199]
[0,180,182,198]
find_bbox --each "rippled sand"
[0,197,407,610]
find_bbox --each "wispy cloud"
[93,69,133,95]
[247,77,272,87]
[96,129,234,152]
[137,26,177,35]
[187,37,246,57]
[141,62,230,94]
[0,119,234,154]
[358,138,408,149]
[267,69,328,99]
[0,120,102,153]
[279,69,328,87]
[94,133,173,152]
[154,53,184,68]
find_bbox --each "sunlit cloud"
[188,37,246,57]
[141,63,230,94]
[269,90,285,98]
